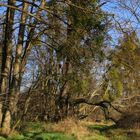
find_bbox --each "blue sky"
[1,0,140,46]
[0,0,140,90]
[101,0,140,47]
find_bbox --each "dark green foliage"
[1,132,74,140]
[33,132,74,140]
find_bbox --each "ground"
[0,119,139,140]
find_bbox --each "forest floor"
[0,119,139,140]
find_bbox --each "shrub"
[51,118,89,140]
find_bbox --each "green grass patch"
[2,122,138,140]
[8,134,25,140]
[0,136,7,140]
[87,124,116,132]
[86,123,139,140]
[110,135,131,140]
[1,132,75,140]
[20,122,45,133]
[33,132,75,140]
[83,133,109,140]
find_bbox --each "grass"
[33,132,74,140]
[0,132,75,140]
[87,124,116,132]
[0,136,7,140]
[0,120,139,140]
[86,122,140,140]
[82,133,109,140]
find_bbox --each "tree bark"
[0,0,28,135]
[0,0,16,135]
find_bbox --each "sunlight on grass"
[0,121,138,140]
[87,124,116,132]
[83,133,109,140]
[8,134,25,140]
[0,136,6,140]
[110,135,131,140]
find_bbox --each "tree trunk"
[0,0,45,134]
[0,0,16,135]
[0,43,2,124]
[1,111,11,135]
[0,0,29,134]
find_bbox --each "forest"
[0,0,139,140]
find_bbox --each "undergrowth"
[0,118,139,140]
